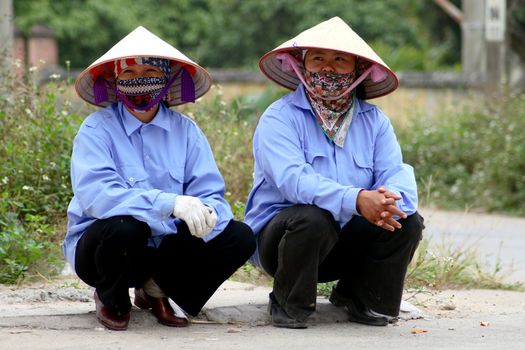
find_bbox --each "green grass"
[406,239,523,291]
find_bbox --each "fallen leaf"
[411,329,429,334]
[227,327,242,333]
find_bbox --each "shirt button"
[129,177,134,182]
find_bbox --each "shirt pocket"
[304,149,330,178]
[306,148,329,164]
[167,166,185,195]
[120,166,150,189]
[351,151,374,188]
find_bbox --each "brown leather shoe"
[134,288,189,327]
[94,291,130,331]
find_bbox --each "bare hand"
[356,186,407,231]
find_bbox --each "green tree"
[14,0,460,71]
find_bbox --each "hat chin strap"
[276,52,387,100]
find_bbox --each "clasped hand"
[356,186,407,232]
[173,195,217,237]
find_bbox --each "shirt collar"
[119,103,172,136]
[289,84,314,111]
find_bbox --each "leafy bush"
[371,40,460,72]
[398,92,525,215]
[0,59,82,283]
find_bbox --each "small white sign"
[485,0,506,42]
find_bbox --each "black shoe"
[369,309,399,324]
[329,288,389,326]
[268,293,308,329]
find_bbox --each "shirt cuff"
[156,192,177,219]
[341,187,363,220]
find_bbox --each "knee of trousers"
[285,205,339,245]
[228,220,257,258]
[398,212,425,245]
[101,216,151,248]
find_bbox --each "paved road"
[419,208,525,283]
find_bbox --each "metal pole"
[461,0,486,78]
[485,0,507,89]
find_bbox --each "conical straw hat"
[75,26,212,107]
[259,17,398,99]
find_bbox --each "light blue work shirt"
[244,85,418,267]
[63,102,233,271]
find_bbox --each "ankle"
[142,278,167,298]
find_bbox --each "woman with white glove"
[64,27,255,331]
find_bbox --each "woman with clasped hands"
[244,17,424,329]
[63,26,255,331]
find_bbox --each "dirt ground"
[1,275,524,321]
[407,288,525,320]
[1,276,524,350]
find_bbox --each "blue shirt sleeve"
[371,114,418,215]
[254,108,362,223]
[181,125,233,242]
[71,120,176,222]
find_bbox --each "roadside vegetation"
[398,92,525,216]
[1,59,524,292]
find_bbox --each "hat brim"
[258,17,399,99]
[75,26,212,107]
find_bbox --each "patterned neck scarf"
[304,70,356,147]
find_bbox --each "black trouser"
[258,205,424,321]
[75,216,255,316]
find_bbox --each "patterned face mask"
[116,76,168,110]
[304,70,356,102]
[304,70,356,148]
[304,70,355,112]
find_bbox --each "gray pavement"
[1,208,525,349]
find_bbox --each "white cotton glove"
[205,206,217,232]
[173,195,217,237]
